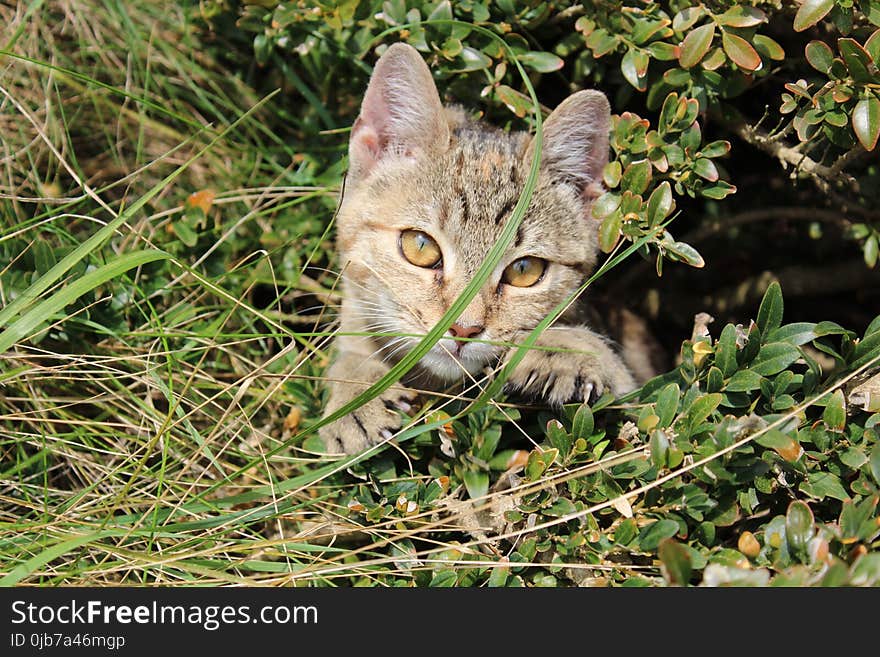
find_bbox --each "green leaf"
[801,471,850,502]
[457,46,491,72]
[870,443,880,485]
[621,159,652,194]
[173,221,199,247]
[840,447,868,470]
[525,450,548,481]
[0,250,170,353]
[487,562,509,587]
[659,539,693,586]
[463,470,489,499]
[753,34,785,61]
[715,324,739,377]
[650,429,670,468]
[519,50,565,73]
[725,369,764,392]
[646,181,674,225]
[687,392,722,428]
[701,181,737,199]
[767,322,817,345]
[656,383,681,427]
[707,366,723,392]
[850,554,880,586]
[621,48,649,91]
[693,157,719,181]
[571,404,594,440]
[718,6,766,27]
[592,192,621,219]
[838,38,873,83]
[615,518,638,546]
[648,41,680,61]
[852,97,880,151]
[865,234,879,268]
[754,429,797,451]
[429,569,458,587]
[793,0,834,32]
[822,389,846,431]
[865,29,880,64]
[805,40,834,73]
[722,32,761,71]
[700,140,731,158]
[545,419,571,456]
[585,28,619,57]
[603,161,622,187]
[599,211,622,253]
[427,0,452,22]
[666,240,705,268]
[495,84,532,118]
[785,501,814,555]
[679,23,715,69]
[757,281,784,339]
[638,519,679,551]
[748,342,800,376]
[673,7,705,32]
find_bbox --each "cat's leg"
[318,351,419,455]
[503,325,635,405]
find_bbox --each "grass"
[2,2,878,588]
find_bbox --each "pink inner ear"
[351,123,382,173]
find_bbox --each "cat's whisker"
[380,338,415,364]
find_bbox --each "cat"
[319,42,643,455]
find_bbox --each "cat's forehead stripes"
[411,122,595,276]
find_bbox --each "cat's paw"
[319,388,418,455]
[503,335,635,405]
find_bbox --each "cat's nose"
[448,323,484,340]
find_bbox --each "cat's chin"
[418,342,490,382]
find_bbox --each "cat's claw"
[502,330,635,406]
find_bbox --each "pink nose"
[449,323,484,340]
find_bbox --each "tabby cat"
[320,43,642,455]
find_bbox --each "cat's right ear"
[348,43,449,185]
[530,90,611,201]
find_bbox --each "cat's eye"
[502,256,546,287]
[400,230,442,268]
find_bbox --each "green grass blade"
[0,250,170,353]
[0,530,121,586]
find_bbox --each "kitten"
[320,42,638,455]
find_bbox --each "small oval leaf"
[852,97,880,151]
[722,32,761,71]
[793,0,834,32]
[805,40,834,73]
[679,23,715,69]
[519,50,565,73]
[757,281,784,338]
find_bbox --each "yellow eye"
[502,257,546,287]
[400,230,442,268]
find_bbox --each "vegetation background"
[1,0,879,587]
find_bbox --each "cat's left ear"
[528,90,611,200]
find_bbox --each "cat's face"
[336,44,609,384]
